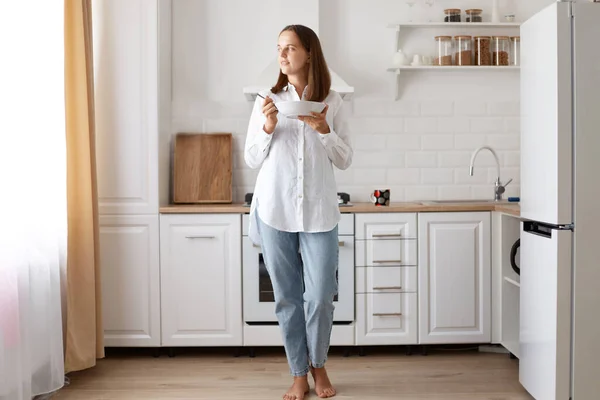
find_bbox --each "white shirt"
[244,83,353,245]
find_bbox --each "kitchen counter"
[159,201,520,216]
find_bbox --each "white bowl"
[275,100,326,119]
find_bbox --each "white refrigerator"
[519,1,600,399]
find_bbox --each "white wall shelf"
[387,21,520,100]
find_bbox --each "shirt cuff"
[318,129,339,148]
[258,126,274,152]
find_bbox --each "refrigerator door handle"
[523,221,574,238]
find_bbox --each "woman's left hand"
[299,104,330,134]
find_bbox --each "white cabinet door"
[160,214,242,346]
[92,0,159,215]
[418,212,491,344]
[100,215,160,347]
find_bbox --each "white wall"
[163,0,555,204]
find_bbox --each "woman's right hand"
[262,96,278,134]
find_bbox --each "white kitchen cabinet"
[100,215,161,347]
[92,0,159,215]
[418,212,491,344]
[160,214,242,346]
[355,213,418,345]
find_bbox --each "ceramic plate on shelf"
[275,100,326,119]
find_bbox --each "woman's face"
[277,30,309,77]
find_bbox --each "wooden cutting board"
[173,133,232,204]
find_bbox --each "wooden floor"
[54,347,533,400]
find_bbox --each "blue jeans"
[257,214,339,376]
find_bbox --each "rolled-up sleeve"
[318,98,353,170]
[244,96,273,169]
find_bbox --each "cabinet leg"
[343,347,351,358]
[421,345,429,356]
[233,347,241,358]
[405,346,413,356]
[358,347,366,357]
[248,347,256,358]
[151,348,160,358]
[168,347,175,358]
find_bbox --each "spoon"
[256,93,277,110]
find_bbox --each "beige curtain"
[64,0,104,373]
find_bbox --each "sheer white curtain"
[0,1,67,399]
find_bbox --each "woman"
[244,24,353,400]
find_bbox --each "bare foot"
[310,366,336,398]
[283,375,309,400]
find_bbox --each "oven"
[242,214,355,323]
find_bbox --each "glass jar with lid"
[466,9,483,22]
[454,35,472,65]
[434,36,453,65]
[444,9,461,22]
[492,36,510,66]
[474,36,491,65]
[510,36,520,66]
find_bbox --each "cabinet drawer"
[355,292,418,345]
[356,266,417,293]
[355,239,418,266]
[355,213,417,240]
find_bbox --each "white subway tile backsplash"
[352,135,387,150]
[471,118,505,133]
[421,168,454,184]
[421,134,454,150]
[489,101,520,116]
[420,101,453,116]
[455,100,487,116]
[438,152,472,168]
[487,134,520,150]
[505,117,521,132]
[385,101,420,116]
[437,117,470,133]
[405,152,437,168]
[454,134,487,150]
[354,168,387,184]
[352,151,405,168]
[405,186,437,202]
[386,168,420,185]
[222,97,521,202]
[386,134,420,150]
[405,117,437,133]
[351,100,388,117]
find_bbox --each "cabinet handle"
[372,233,402,238]
[253,244,261,248]
[373,260,402,264]
[186,235,215,239]
[338,241,345,247]
[373,312,403,317]
[373,286,402,290]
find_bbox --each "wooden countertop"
[159,201,520,217]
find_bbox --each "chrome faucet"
[469,146,512,201]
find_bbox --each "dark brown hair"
[271,25,331,102]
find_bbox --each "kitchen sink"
[420,199,509,204]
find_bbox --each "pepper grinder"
[492,0,500,22]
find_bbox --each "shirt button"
[299,195,303,198]
[299,157,303,161]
